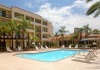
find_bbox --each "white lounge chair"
[72,51,95,62]
[75,44,78,49]
[68,45,72,48]
[41,46,44,49]
[18,46,22,51]
[45,45,48,49]
[6,47,12,52]
[62,45,65,48]
[35,46,39,50]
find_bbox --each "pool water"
[16,50,87,62]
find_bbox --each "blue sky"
[0,0,100,33]
[0,0,79,13]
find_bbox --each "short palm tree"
[86,0,100,17]
[83,24,91,37]
[54,31,59,46]
[92,29,100,34]
[31,35,40,46]
[58,26,69,46]
[79,27,84,40]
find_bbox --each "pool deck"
[0,49,100,70]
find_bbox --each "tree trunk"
[3,33,6,51]
[11,31,13,49]
[28,33,30,47]
[15,34,18,50]
[23,33,25,49]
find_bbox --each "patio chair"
[62,45,65,48]
[18,46,22,51]
[75,44,78,49]
[74,48,97,57]
[6,47,13,52]
[45,45,49,49]
[68,44,72,48]
[35,46,39,50]
[71,51,95,62]
[41,45,44,49]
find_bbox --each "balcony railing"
[0,14,11,18]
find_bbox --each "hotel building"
[0,5,53,50]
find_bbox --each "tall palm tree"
[79,27,84,40]
[0,21,11,50]
[83,24,91,37]
[7,20,18,49]
[19,17,32,48]
[58,26,69,46]
[54,31,59,47]
[72,27,84,44]
[86,0,100,17]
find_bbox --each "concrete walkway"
[0,49,100,70]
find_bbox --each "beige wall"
[48,22,53,36]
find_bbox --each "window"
[35,26,41,32]
[35,19,41,24]
[26,16,34,22]
[0,10,6,17]
[42,27,48,32]
[0,11,2,17]
[43,34,48,38]
[14,12,24,19]
[36,35,41,39]
[2,11,6,17]
[43,21,48,26]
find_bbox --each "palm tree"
[58,26,69,46]
[92,29,100,34]
[19,17,32,48]
[7,20,18,49]
[31,35,40,46]
[86,0,100,17]
[72,27,84,44]
[83,24,91,37]
[0,21,11,50]
[79,28,84,40]
[54,31,59,47]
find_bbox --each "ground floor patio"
[0,49,100,70]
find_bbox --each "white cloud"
[25,1,33,8]
[37,0,100,33]
[34,0,47,3]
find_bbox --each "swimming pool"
[16,50,87,62]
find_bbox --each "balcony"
[0,14,11,19]
[35,19,41,24]
[42,21,48,26]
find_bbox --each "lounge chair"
[18,46,22,51]
[35,46,39,50]
[71,51,95,62]
[6,47,12,52]
[75,44,78,49]
[45,45,48,49]
[41,46,44,49]
[62,45,65,48]
[68,45,72,48]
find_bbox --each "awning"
[80,38,100,41]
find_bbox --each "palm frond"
[94,9,100,17]
[86,1,100,16]
[86,0,93,2]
